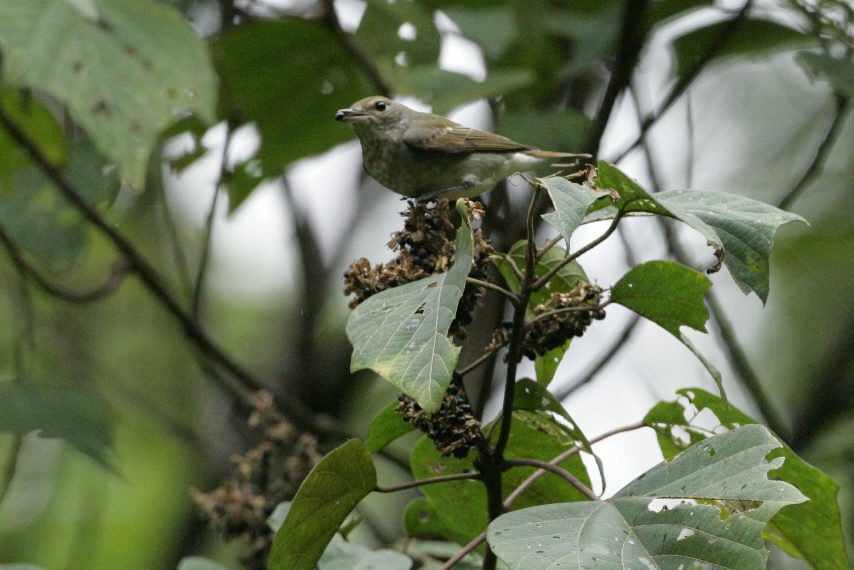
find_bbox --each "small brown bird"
[335,96,587,200]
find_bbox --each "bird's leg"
[416,177,476,202]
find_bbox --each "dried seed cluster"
[343,199,494,340]
[523,281,606,358]
[396,384,483,458]
[193,392,322,569]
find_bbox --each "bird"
[335,96,588,200]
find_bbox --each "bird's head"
[335,96,412,131]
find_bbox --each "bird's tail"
[523,149,591,168]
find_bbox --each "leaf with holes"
[488,424,807,569]
[347,201,473,413]
[0,0,216,188]
[645,388,852,570]
[269,440,377,570]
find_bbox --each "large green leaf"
[593,162,807,303]
[0,0,217,189]
[411,410,591,545]
[0,89,67,189]
[355,0,440,69]
[671,18,813,78]
[347,202,473,413]
[443,6,518,60]
[0,383,115,469]
[644,389,853,570]
[214,18,367,179]
[610,260,710,338]
[269,439,377,570]
[487,425,807,569]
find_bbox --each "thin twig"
[526,300,612,326]
[375,471,479,493]
[321,0,392,96]
[0,224,130,303]
[458,340,505,378]
[536,235,564,261]
[532,211,624,290]
[552,314,641,401]
[0,104,338,436]
[466,277,519,307]
[440,531,487,570]
[611,0,756,164]
[192,121,234,319]
[777,94,850,210]
[502,457,598,500]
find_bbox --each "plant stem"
[374,471,479,493]
[502,458,598,500]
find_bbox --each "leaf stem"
[502,458,598,500]
[374,471,479,493]
[466,277,519,307]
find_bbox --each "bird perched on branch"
[335,96,588,200]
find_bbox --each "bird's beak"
[335,108,367,122]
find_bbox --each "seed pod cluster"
[343,199,494,340]
[522,281,606,359]
[193,391,322,569]
[396,383,483,459]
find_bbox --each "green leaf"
[611,260,710,337]
[0,383,115,469]
[0,89,67,189]
[214,18,367,179]
[593,162,807,303]
[347,202,473,413]
[269,439,377,570]
[404,498,471,546]
[176,557,231,570]
[655,188,807,302]
[443,6,518,60]
[533,342,568,387]
[0,0,217,188]
[266,501,291,532]
[392,66,534,116]
[488,425,807,569]
[226,159,265,215]
[671,18,813,78]
[355,0,440,69]
[644,389,853,570]
[797,52,854,98]
[318,535,412,570]
[0,132,119,270]
[411,410,591,545]
[540,177,601,244]
[497,110,590,159]
[365,401,414,453]
[513,378,604,491]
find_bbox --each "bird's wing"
[402,124,531,154]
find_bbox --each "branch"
[440,531,486,570]
[0,224,130,303]
[374,471,479,493]
[777,94,850,210]
[532,211,624,290]
[502,457,598,501]
[321,0,392,96]
[552,313,641,401]
[610,0,756,164]
[0,104,337,436]
[586,0,651,157]
[466,276,519,307]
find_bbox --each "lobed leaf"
[269,440,377,570]
[540,176,602,245]
[644,388,853,569]
[488,425,807,569]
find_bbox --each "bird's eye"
[374,100,387,111]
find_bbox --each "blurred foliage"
[0,0,850,568]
